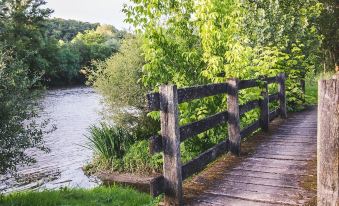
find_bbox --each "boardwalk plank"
[186,108,317,205]
[188,193,279,206]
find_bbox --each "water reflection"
[0,87,102,193]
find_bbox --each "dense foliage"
[0,0,125,86]
[87,36,161,174]
[122,0,325,160]
[86,124,162,174]
[48,25,124,85]
[318,0,339,71]
[46,18,100,42]
[0,0,53,174]
[86,0,334,174]
[0,48,48,174]
[0,0,126,175]
[124,0,323,101]
[0,0,53,77]
[89,36,157,134]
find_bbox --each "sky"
[46,0,130,30]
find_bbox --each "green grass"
[0,186,159,206]
[305,80,318,105]
[304,72,336,105]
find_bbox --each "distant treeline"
[46,18,100,42]
[0,1,126,87]
[42,18,126,86]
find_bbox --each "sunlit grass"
[305,81,318,105]
[0,186,158,206]
[305,72,336,105]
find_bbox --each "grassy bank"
[305,78,318,105]
[305,72,337,105]
[0,186,158,206]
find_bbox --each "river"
[0,87,102,193]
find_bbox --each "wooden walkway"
[185,108,317,206]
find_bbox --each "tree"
[0,47,48,174]
[125,0,323,104]
[48,40,81,84]
[0,0,53,77]
[71,25,121,68]
[0,0,52,174]
[124,0,324,154]
[318,0,339,71]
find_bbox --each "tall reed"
[87,123,134,161]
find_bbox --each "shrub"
[86,36,164,174]
[123,140,162,174]
[88,35,159,137]
[86,125,162,174]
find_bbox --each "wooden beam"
[238,75,279,90]
[148,75,280,111]
[147,83,229,111]
[227,78,241,156]
[149,135,162,155]
[264,76,278,84]
[317,77,339,206]
[240,120,260,139]
[160,85,183,206]
[147,92,161,111]
[239,79,260,90]
[177,83,228,103]
[149,112,231,154]
[269,93,279,102]
[278,73,287,119]
[150,175,164,197]
[179,111,228,142]
[259,83,269,132]
[239,100,260,116]
[182,140,229,180]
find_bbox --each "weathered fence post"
[227,78,241,156]
[278,73,287,118]
[259,82,269,131]
[160,85,183,206]
[317,76,339,206]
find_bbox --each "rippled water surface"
[0,87,102,193]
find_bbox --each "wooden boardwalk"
[185,108,317,206]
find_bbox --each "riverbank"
[0,186,159,206]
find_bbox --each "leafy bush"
[123,140,162,174]
[86,36,161,174]
[86,124,162,174]
[88,35,159,138]
[87,123,135,162]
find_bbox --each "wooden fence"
[147,73,287,205]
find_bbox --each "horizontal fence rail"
[147,73,287,205]
[147,83,229,111]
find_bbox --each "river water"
[0,87,102,193]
